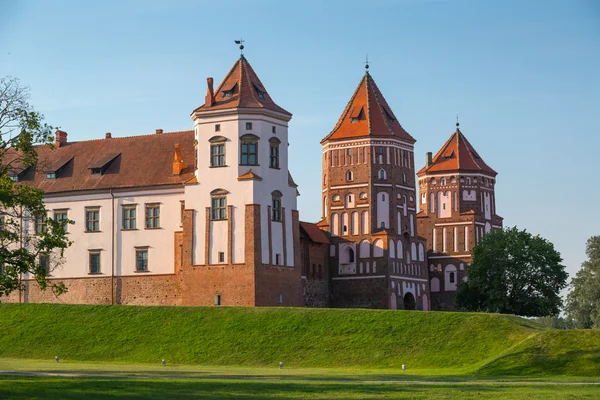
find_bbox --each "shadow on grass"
[0,376,533,400]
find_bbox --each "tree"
[456,227,568,316]
[0,76,72,298]
[565,236,600,328]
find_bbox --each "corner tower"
[320,70,430,310]
[416,123,503,310]
[182,55,302,306]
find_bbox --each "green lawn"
[0,375,599,399]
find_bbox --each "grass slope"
[0,303,544,371]
[478,330,600,376]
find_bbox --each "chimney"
[55,130,68,148]
[426,152,433,167]
[105,132,112,139]
[205,77,215,107]
[172,143,185,175]
[156,129,163,134]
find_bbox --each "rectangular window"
[145,204,160,229]
[89,252,101,274]
[269,144,279,168]
[122,206,136,230]
[218,252,225,263]
[272,198,281,222]
[211,197,227,220]
[210,144,225,167]
[39,254,49,275]
[240,142,257,165]
[272,126,276,134]
[275,254,281,265]
[215,124,221,132]
[35,215,47,234]
[46,172,56,180]
[245,122,252,130]
[180,200,185,226]
[86,208,100,232]
[136,249,148,271]
[215,294,221,306]
[278,293,283,305]
[54,210,68,223]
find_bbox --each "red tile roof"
[300,221,330,244]
[417,127,497,176]
[322,72,415,143]
[15,130,195,194]
[193,55,291,116]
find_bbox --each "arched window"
[331,213,339,236]
[271,190,282,222]
[269,137,280,169]
[441,177,446,186]
[430,277,440,292]
[210,188,228,220]
[373,239,384,257]
[342,212,349,235]
[240,134,259,165]
[402,172,407,183]
[359,240,370,258]
[348,248,355,263]
[345,193,355,208]
[445,264,458,291]
[346,170,353,181]
[378,169,386,180]
[359,192,367,199]
[450,272,455,284]
[389,240,396,258]
[466,177,471,185]
[351,212,359,235]
[209,136,227,167]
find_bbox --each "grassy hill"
[0,303,598,376]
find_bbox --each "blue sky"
[1,0,598,290]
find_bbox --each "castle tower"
[320,69,430,310]
[182,54,303,306]
[416,123,503,310]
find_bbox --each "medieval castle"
[5,54,502,310]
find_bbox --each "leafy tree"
[565,236,600,328]
[0,76,72,298]
[533,315,576,330]
[456,226,568,316]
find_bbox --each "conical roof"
[417,127,497,176]
[193,55,291,116]
[322,72,414,143]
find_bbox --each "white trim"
[475,222,485,226]
[330,183,369,189]
[332,275,386,280]
[374,183,393,187]
[390,276,428,282]
[44,187,184,203]
[418,172,496,180]
[357,204,370,208]
[330,206,345,210]
[492,225,502,229]
[322,138,414,152]
[395,185,416,192]
[408,207,416,211]
[434,221,472,227]
[428,254,472,259]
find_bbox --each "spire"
[417,126,497,176]
[192,56,291,117]
[321,72,414,143]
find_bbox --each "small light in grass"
[402,364,406,371]
[162,359,166,366]
[279,361,283,369]
[55,356,59,363]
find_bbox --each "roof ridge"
[45,129,194,146]
[365,73,373,135]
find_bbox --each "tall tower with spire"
[319,68,430,310]
[416,123,503,310]
[182,54,303,306]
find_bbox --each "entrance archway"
[403,292,416,310]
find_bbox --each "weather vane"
[456,114,460,128]
[365,54,370,72]
[234,38,245,55]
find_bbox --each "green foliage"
[0,76,72,297]
[0,304,543,370]
[533,315,576,330]
[456,227,568,317]
[565,236,600,328]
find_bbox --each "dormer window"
[88,153,120,177]
[222,82,237,98]
[350,106,363,123]
[10,175,19,182]
[382,106,395,123]
[253,83,266,100]
[44,155,73,180]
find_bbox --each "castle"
[4,54,502,310]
